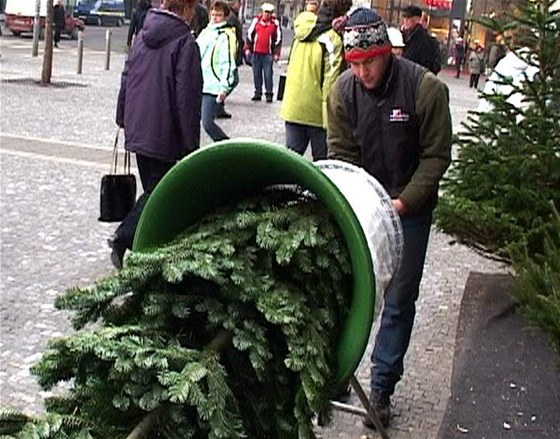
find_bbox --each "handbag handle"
[110,128,132,175]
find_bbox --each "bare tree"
[41,0,54,85]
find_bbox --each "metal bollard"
[31,0,41,57]
[105,29,112,71]
[77,31,84,74]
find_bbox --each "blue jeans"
[370,214,432,396]
[252,53,273,96]
[285,122,327,161]
[201,94,229,141]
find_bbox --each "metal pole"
[349,375,391,439]
[32,0,41,57]
[77,30,84,74]
[105,29,112,70]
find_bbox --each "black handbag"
[277,73,286,101]
[98,129,137,222]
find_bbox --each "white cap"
[261,2,275,12]
[387,27,404,48]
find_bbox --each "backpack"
[219,26,238,62]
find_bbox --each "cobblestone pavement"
[0,38,508,438]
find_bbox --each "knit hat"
[343,8,391,62]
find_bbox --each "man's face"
[211,8,226,23]
[262,10,272,19]
[402,15,420,31]
[349,54,390,90]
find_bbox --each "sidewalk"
[1,42,511,438]
[437,273,560,439]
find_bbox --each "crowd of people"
[109,0,508,432]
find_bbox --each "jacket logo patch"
[389,108,410,123]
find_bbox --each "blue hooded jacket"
[116,9,202,162]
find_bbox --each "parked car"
[74,0,125,26]
[4,0,85,39]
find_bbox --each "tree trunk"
[41,0,54,85]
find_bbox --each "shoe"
[265,94,273,103]
[362,390,390,429]
[54,43,58,48]
[107,236,126,270]
[216,110,232,119]
[251,94,262,101]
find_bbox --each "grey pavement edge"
[1,35,508,439]
[437,273,560,439]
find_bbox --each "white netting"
[316,160,403,296]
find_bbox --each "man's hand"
[392,198,407,215]
[273,54,280,62]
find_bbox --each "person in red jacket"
[246,2,282,102]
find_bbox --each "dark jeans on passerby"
[455,59,463,78]
[201,94,229,141]
[469,73,481,89]
[285,121,327,161]
[54,25,63,46]
[113,153,175,250]
[252,53,273,97]
[370,213,432,396]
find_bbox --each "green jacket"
[196,22,237,96]
[280,12,344,128]
[327,56,452,216]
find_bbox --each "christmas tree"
[0,188,353,439]
[435,0,560,258]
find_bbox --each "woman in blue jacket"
[196,1,238,141]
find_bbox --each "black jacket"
[127,0,151,47]
[402,24,441,75]
[53,4,66,28]
[191,4,209,37]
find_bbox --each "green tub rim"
[132,139,376,387]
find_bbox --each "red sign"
[425,0,452,9]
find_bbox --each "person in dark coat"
[53,1,66,48]
[486,33,507,72]
[454,37,466,78]
[400,5,441,74]
[190,1,209,36]
[126,0,152,49]
[110,0,203,269]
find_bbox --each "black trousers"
[54,25,63,44]
[113,153,175,250]
[469,73,481,89]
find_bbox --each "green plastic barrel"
[133,139,376,387]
